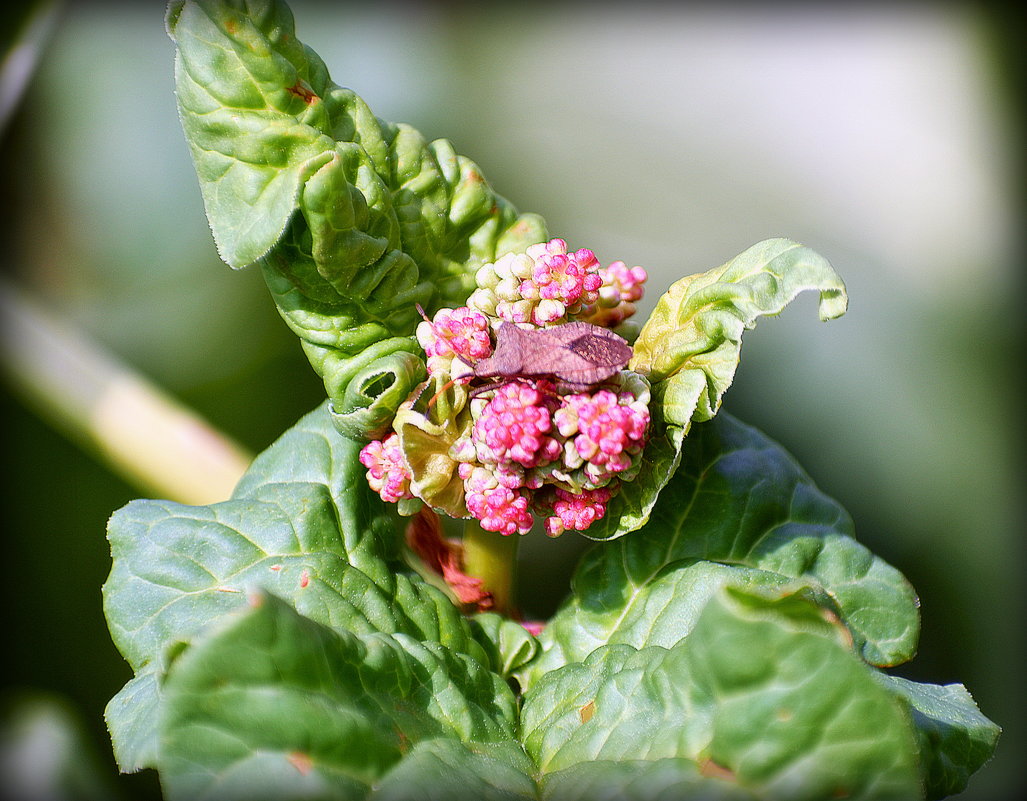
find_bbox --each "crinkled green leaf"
[102,402,485,771]
[589,239,847,542]
[468,612,540,678]
[630,238,847,429]
[521,585,924,801]
[373,739,537,801]
[880,675,1000,800]
[540,759,757,801]
[104,669,160,774]
[167,0,546,435]
[159,592,527,801]
[522,413,919,688]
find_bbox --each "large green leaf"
[372,739,537,801]
[522,413,920,688]
[103,402,486,771]
[167,0,546,436]
[880,676,1000,800]
[630,238,847,430]
[521,585,924,801]
[158,592,528,801]
[539,759,756,801]
[587,239,847,542]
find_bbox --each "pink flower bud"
[543,486,613,537]
[359,434,414,503]
[472,380,561,469]
[578,260,648,328]
[462,465,534,535]
[417,307,493,374]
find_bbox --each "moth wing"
[565,325,633,368]
[521,324,587,375]
[525,323,631,384]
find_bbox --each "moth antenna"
[466,377,557,401]
[427,374,473,410]
[468,380,504,401]
[415,303,432,324]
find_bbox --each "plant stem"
[461,520,519,616]
[0,279,252,504]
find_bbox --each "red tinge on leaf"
[287,751,313,775]
[406,509,494,610]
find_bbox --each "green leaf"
[104,669,160,774]
[167,0,547,435]
[158,592,526,801]
[373,739,537,801]
[588,239,846,542]
[468,612,540,678]
[880,675,1000,800]
[540,759,757,801]
[521,585,924,801]
[523,413,919,688]
[630,238,847,430]
[103,402,485,771]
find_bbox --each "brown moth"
[417,306,633,406]
[473,321,632,392]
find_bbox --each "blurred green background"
[1,2,1021,799]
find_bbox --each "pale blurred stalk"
[1,0,63,129]
[461,518,519,615]
[1,279,252,504]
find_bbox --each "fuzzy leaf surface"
[539,759,757,801]
[522,413,920,687]
[158,592,527,801]
[103,402,485,771]
[521,586,924,801]
[880,675,1001,800]
[167,0,546,435]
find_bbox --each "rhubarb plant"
[102,2,999,799]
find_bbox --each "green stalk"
[0,279,252,504]
[461,520,520,616]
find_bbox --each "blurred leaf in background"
[1,2,1021,800]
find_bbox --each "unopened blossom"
[363,240,652,540]
[579,261,648,328]
[416,306,492,375]
[359,433,414,503]
[460,464,534,535]
[468,238,603,326]
[542,486,614,537]
[527,240,602,312]
[472,380,561,469]
[555,388,650,482]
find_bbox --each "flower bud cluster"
[361,239,652,539]
[416,306,493,375]
[579,260,648,329]
[458,463,534,536]
[553,388,650,485]
[471,380,561,469]
[468,239,603,326]
[459,377,649,536]
[541,487,614,538]
[358,433,414,504]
